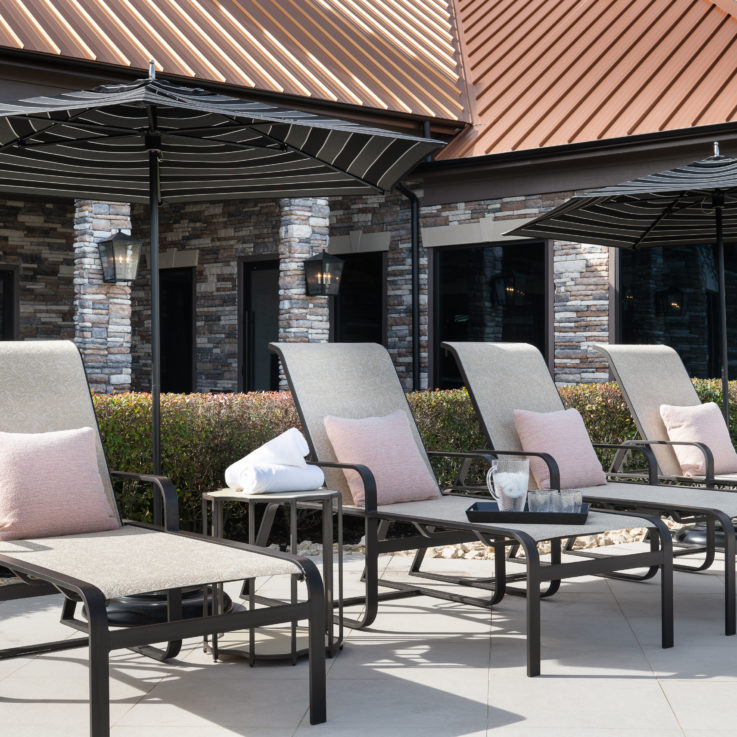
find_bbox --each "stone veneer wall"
[124,188,614,391]
[73,201,134,393]
[278,198,330,345]
[131,199,281,391]
[0,197,75,340]
[130,197,331,392]
[553,240,610,382]
[331,191,425,389]
[333,188,612,385]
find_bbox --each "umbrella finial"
[714,141,720,156]
[149,60,156,81]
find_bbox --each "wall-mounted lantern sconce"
[98,231,142,283]
[490,272,527,306]
[304,250,344,296]
[656,286,686,316]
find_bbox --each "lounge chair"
[443,340,737,636]
[271,341,674,677]
[593,343,735,487]
[0,341,326,736]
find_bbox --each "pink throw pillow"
[513,408,607,489]
[659,402,737,476]
[323,410,440,506]
[0,427,120,541]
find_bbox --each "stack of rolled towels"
[224,427,325,494]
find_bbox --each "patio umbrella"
[0,64,443,474]
[506,146,737,423]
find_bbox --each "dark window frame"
[614,245,728,379]
[238,254,280,392]
[429,240,553,388]
[159,265,197,393]
[329,250,387,345]
[0,265,19,341]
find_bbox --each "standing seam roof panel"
[0,0,468,122]
[440,0,737,159]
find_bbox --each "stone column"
[73,200,134,393]
[553,241,610,383]
[277,197,330,387]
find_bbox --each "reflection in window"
[619,245,737,378]
[333,251,384,344]
[435,242,547,388]
[0,269,15,340]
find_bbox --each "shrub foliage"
[94,379,734,534]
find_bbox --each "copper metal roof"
[0,0,468,122]
[439,0,737,159]
[3,1,737,161]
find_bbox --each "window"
[618,245,736,379]
[160,267,195,392]
[332,251,384,344]
[241,259,280,391]
[0,268,17,340]
[434,242,548,388]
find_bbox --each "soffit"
[440,0,737,159]
[0,0,469,122]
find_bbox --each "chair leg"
[673,518,717,573]
[523,539,541,677]
[361,516,379,628]
[659,528,674,649]
[721,515,736,636]
[129,589,183,662]
[303,562,327,724]
[85,590,111,737]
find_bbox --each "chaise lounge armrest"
[307,460,379,510]
[609,439,715,485]
[592,442,660,485]
[110,471,179,532]
[429,449,561,493]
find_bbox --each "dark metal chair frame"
[0,472,327,736]
[271,342,674,678]
[443,340,737,636]
[0,341,327,737]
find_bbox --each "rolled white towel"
[231,463,325,494]
[242,427,310,469]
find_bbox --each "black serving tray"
[465,501,590,524]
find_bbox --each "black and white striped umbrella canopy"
[507,154,737,248]
[508,151,737,422]
[0,76,443,203]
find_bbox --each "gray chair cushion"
[0,526,299,600]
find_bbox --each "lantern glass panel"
[304,251,344,296]
[98,233,142,283]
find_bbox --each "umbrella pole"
[716,196,730,425]
[149,150,161,478]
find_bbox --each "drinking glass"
[528,489,553,513]
[559,489,582,514]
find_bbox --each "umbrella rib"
[0,109,106,152]
[164,130,286,152]
[630,194,696,248]
[11,116,143,137]
[16,133,146,148]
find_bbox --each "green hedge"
[94,380,734,535]
[94,392,301,533]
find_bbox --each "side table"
[201,488,343,663]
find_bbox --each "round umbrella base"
[205,626,340,663]
[674,524,735,549]
[106,587,232,626]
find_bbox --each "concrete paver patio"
[1,544,736,736]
